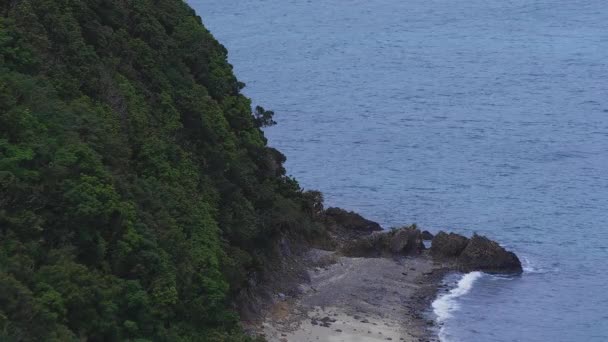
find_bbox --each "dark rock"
[458,234,522,273]
[431,231,522,273]
[389,227,425,255]
[421,230,434,240]
[320,316,336,323]
[430,231,469,258]
[341,231,389,257]
[340,226,425,257]
[324,207,382,232]
[323,207,384,248]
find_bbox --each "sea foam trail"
[432,271,483,342]
[522,256,537,273]
[521,255,555,274]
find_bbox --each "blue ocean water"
[189,0,608,341]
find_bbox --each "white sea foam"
[521,256,537,273]
[432,271,483,342]
[521,256,556,274]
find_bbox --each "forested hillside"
[0,1,323,340]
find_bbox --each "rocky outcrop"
[389,227,425,255]
[430,232,469,258]
[421,230,434,240]
[430,231,522,273]
[323,207,383,247]
[324,207,382,233]
[341,226,425,257]
[458,234,522,273]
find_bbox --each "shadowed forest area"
[0,1,326,340]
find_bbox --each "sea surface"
[189,0,608,341]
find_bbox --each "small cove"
[190,0,608,340]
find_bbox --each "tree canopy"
[0,1,322,340]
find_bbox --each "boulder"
[431,231,522,273]
[389,227,424,255]
[421,230,434,240]
[341,231,389,257]
[458,234,522,273]
[430,231,469,258]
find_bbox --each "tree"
[254,105,277,128]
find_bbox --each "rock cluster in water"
[334,221,522,273]
[431,231,522,273]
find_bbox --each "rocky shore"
[243,208,521,341]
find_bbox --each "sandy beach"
[259,250,445,342]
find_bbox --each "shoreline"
[255,248,450,342]
[241,217,522,342]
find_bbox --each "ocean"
[188,0,608,340]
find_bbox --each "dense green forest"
[0,1,324,340]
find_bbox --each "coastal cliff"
[1,1,326,340]
[0,1,520,341]
[243,210,521,341]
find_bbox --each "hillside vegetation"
[0,1,324,340]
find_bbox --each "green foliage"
[0,0,323,340]
[253,106,277,128]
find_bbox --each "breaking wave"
[432,271,483,341]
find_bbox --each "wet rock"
[458,234,522,273]
[430,231,469,258]
[431,231,522,273]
